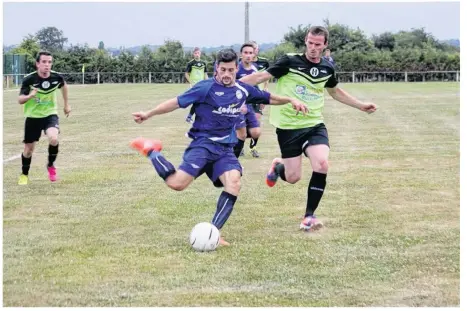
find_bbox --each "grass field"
[2,82,460,307]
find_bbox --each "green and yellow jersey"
[19,71,65,118]
[186,59,207,85]
[267,54,338,129]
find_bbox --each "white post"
[149,72,151,83]
[97,72,100,84]
[457,71,459,82]
[352,71,355,83]
[405,72,408,82]
[82,72,84,85]
[6,76,10,89]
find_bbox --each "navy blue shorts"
[179,138,242,184]
[235,105,260,130]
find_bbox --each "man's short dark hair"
[240,43,255,52]
[307,26,329,44]
[193,47,200,53]
[36,51,52,62]
[216,48,238,64]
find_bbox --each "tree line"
[4,21,460,79]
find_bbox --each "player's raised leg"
[131,137,205,192]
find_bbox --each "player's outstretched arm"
[268,93,309,115]
[132,97,180,124]
[239,71,272,86]
[326,86,377,114]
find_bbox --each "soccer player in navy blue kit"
[130,49,308,245]
[233,43,262,158]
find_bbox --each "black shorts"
[276,123,329,159]
[252,103,263,115]
[23,114,59,143]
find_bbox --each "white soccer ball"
[189,222,220,252]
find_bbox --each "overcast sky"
[3,1,460,48]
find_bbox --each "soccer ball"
[189,222,220,252]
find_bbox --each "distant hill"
[441,39,460,48]
[105,43,278,56]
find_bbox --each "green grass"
[3,82,460,307]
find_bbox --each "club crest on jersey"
[296,85,306,95]
[236,90,243,99]
[295,84,321,101]
[42,81,50,89]
[310,68,319,77]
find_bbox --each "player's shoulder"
[50,70,65,78]
[194,77,215,89]
[23,71,38,81]
[187,58,196,64]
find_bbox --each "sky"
[2,1,460,48]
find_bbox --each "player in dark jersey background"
[129,49,308,245]
[184,47,209,123]
[17,51,71,185]
[241,26,377,232]
[233,43,262,158]
[250,41,271,155]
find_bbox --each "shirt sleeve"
[177,80,210,108]
[185,61,193,73]
[266,55,290,78]
[19,75,32,95]
[243,83,271,105]
[324,67,338,88]
[57,73,66,88]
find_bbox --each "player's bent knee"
[314,159,329,173]
[167,182,188,191]
[250,128,261,139]
[224,178,241,195]
[49,137,59,146]
[237,130,247,141]
[286,173,301,184]
[23,144,35,157]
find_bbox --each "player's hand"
[132,111,149,124]
[64,104,71,117]
[290,99,309,116]
[360,102,377,114]
[240,104,248,115]
[260,104,265,110]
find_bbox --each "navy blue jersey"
[236,62,258,79]
[177,78,270,145]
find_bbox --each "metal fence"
[3,70,460,88]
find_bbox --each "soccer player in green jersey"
[240,26,377,231]
[17,51,71,185]
[185,47,209,123]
